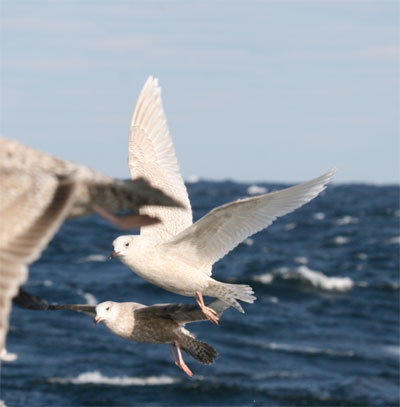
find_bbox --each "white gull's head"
[110,235,136,260]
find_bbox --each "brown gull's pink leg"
[195,291,219,325]
[170,342,193,377]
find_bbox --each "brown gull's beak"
[109,250,119,260]
[93,315,102,325]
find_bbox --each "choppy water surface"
[2,181,399,406]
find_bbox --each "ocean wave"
[247,185,268,195]
[356,281,400,291]
[382,345,400,356]
[253,266,354,292]
[47,371,179,386]
[77,290,98,305]
[313,212,326,220]
[332,236,349,245]
[185,175,200,183]
[293,256,308,264]
[75,254,107,264]
[243,238,254,246]
[385,236,400,245]
[0,348,18,362]
[336,215,359,225]
[256,342,356,358]
[283,223,296,231]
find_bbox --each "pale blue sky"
[1,1,399,183]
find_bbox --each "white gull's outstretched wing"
[0,169,77,353]
[128,76,192,241]
[166,170,335,274]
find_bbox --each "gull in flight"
[14,289,229,377]
[0,140,181,363]
[111,76,336,325]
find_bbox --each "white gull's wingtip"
[324,168,337,183]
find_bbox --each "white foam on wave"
[185,175,199,184]
[356,253,368,260]
[247,185,268,195]
[77,290,98,305]
[0,348,18,362]
[336,215,359,225]
[75,254,107,264]
[283,223,296,231]
[243,238,254,246]
[386,236,400,245]
[253,265,354,292]
[383,345,400,356]
[293,256,308,264]
[259,342,355,358]
[313,212,325,220]
[332,236,349,245]
[48,371,179,386]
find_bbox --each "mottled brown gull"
[111,76,336,324]
[14,289,229,377]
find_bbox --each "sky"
[1,1,399,184]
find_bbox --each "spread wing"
[166,170,336,274]
[0,137,182,220]
[13,289,96,316]
[134,300,229,324]
[0,169,77,352]
[128,76,192,241]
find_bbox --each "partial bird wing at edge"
[128,76,192,241]
[0,169,77,353]
[165,169,336,274]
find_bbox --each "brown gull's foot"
[92,204,160,229]
[195,291,219,326]
[170,342,193,378]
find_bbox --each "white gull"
[111,76,336,324]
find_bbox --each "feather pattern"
[0,169,77,352]
[166,169,335,273]
[128,76,192,241]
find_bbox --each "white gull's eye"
[125,242,129,247]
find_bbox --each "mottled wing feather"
[128,76,192,241]
[166,170,336,274]
[135,300,229,324]
[0,169,77,351]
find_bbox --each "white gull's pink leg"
[195,291,219,325]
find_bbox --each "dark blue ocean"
[2,180,399,407]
